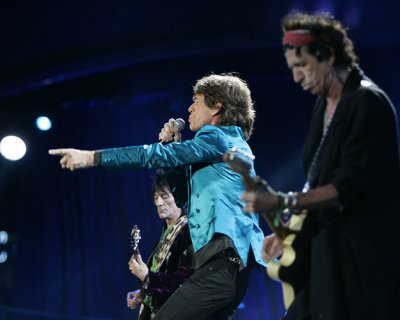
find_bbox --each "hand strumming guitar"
[261,234,283,263]
[241,183,283,263]
[126,289,143,310]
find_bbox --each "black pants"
[153,256,250,320]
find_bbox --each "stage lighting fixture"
[0,231,8,244]
[0,135,27,161]
[0,251,7,263]
[36,116,52,131]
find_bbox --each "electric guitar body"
[265,212,313,309]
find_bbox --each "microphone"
[159,118,186,144]
[173,118,186,131]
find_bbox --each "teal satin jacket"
[101,125,265,267]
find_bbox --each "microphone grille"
[173,118,186,131]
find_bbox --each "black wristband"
[93,151,102,167]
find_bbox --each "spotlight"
[0,251,7,263]
[0,135,27,161]
[0,231,8,244]
[36,116,52,131]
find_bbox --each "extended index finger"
[48,148,69,156]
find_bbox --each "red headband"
[283,30,332,47]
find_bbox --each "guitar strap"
[153,214,188,272]
[139,214,188,319]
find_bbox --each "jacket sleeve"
[100,125,229,168]
[329,87,399,210]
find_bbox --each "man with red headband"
[242,11,400,320]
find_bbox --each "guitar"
[128,225,145,311]
[223,147,310,309]
[130,225,141,256]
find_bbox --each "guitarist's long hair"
[151,169,188,210]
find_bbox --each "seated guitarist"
[127,169,193,319]
[242,11,400,320]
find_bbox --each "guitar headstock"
[223,147,258,191]
[130,225,141,256]
[223,146,254,176]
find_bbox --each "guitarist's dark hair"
[152,169,171,194]
[281,11,357,68]
[151,169,188,209]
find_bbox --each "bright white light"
[0,251,7,263]
[0,135,27,161]
[36,116,52,131]
[0,231,8,244]
[361,80,372,87]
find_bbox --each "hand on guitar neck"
[241,188,280,213]
[241,188,284,263]
[226,163,293,243]
[129,253,149,281]
[127,225,147,311]
[129,225,148,281]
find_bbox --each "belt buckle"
[227,255,241,266]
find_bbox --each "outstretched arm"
[48,148,95,171]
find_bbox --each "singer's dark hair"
[193,73,255,140]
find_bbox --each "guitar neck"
[131,225,141,257]
[242,173,291,240]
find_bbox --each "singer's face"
[188,94,218,131]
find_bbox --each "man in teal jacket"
[49,74,265,319]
